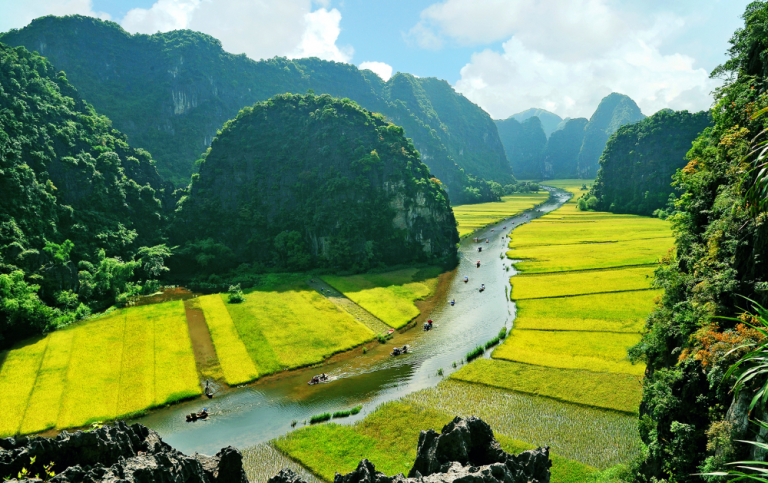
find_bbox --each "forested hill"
[495,93,644,180]
[0,15,512,204]
[172,94,459,275]
[589,109,712,216]
[577,93,645,177]
[628,2,768,480]
[499,108,563,138]
[0,43,172,346]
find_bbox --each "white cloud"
[411,0,724,118]
[358,61,393,81]
[120,0,351,62]
[0,0,110,32]
[455,36,718,120]
[291,8,352,62]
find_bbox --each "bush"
[227,284,245,304]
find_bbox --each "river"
[132,188,571,455]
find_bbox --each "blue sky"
[0,0,752,119]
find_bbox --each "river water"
[132,188,570,455]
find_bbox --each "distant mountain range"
[1,15,513,204]
[495,93,647,179]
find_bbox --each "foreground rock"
[269,417,551,483]
[0,421,247,483]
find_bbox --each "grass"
[404,381,642,470]
[539,179,594,199]
[451,359,642,413]
[493,329,644,375]
[275,399,598,483]
[198,294,259,385]
[513,290,661,333]
[453,192,550,237]
[241,443,322,483]
[508,237,673,273]
[214,283,374,378]
[466,345,485,361]
[0,301,200,437]
[332,405,363,418]
[510,266,656,300]
[510,219,671,248]
[310,413,333,424]
[322,267,441,329]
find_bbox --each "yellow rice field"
[453,192,550,237]
[0,301,200,437]
[322,267,441,328]
[510,266,656,300]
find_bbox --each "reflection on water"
[132,189,570,455]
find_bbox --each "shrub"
[227,284,245,304]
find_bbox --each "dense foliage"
[495,116,547,179]
[0,43,172,347]
[589,109,712,216]
[630,3,768,480]
[577,93,646,178]
[172,94,459,276]
[0,15,512,204]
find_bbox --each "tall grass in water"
[309,413,332,424]
[466,346,485,361]
[333,405,363,418]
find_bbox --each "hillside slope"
[577,93,645,177]
[495,116,547,179]
[0,15,512,203]
[172,94,459,274]
[541,118,588,178]
[590,109,712,215]
[0,42,171,345]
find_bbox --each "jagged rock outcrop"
[268,417,551,483]
[0,422,247,483]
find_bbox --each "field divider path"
[305,279,391,334]
[514,287,658,300]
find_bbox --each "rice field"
[540,179,593,199]
[453,192,550,237]
[405,381,642,470]
[451,359,642,413]
[198,294,259,385]
[274,399,600,483]
[493,328,643,375]
[322,267,441,328]
[510,219,671,248]
[242,443,323,483]
[210,283,374,378]
[513,291,661,333]
[0,301,200,437]
[510,266,656,300]
[509,237,673,273]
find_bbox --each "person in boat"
[464,276,469,283]
[481,284,485,291]
[477,261,481,268]
[393,346,401,355]
[402,345,408,353]
[321,373,327,381]
[450,299,455,306]
[486,239,489,243]
[311,375,319,384]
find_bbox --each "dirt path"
[184,298,225,387]
[305,279,391,334]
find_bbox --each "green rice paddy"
[0,301,200,437]
[274,397,601,483]
[451,359,642,413]
[322,267,441,328]
[205,283,375,379]
[453,192,550,237]
[510,266,656,300]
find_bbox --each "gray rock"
[269,417,551,483]
[0,422,247,483]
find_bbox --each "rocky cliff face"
[172,94,459,274]
[0,422,247,483]
[269,417,551,483]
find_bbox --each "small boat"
[387,328,395,334]
[308,374,330,385]
[450,300,455,306]
[479,285,485,292]
[186,409,209,422]
[391,345,410,356]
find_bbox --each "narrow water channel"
[132,188,571,455]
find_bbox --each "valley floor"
[269,180,670,483]
[453,192,550,237]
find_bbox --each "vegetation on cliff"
[0,43,172,347]
[172,93,459,275]
[501,108,564,138]
[0,15,512,203]
[628,3,768,480]
[495,116,547,179]
[589,109,712,216]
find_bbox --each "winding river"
[132,188,571,455]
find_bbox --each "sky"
[0,0,751,120]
